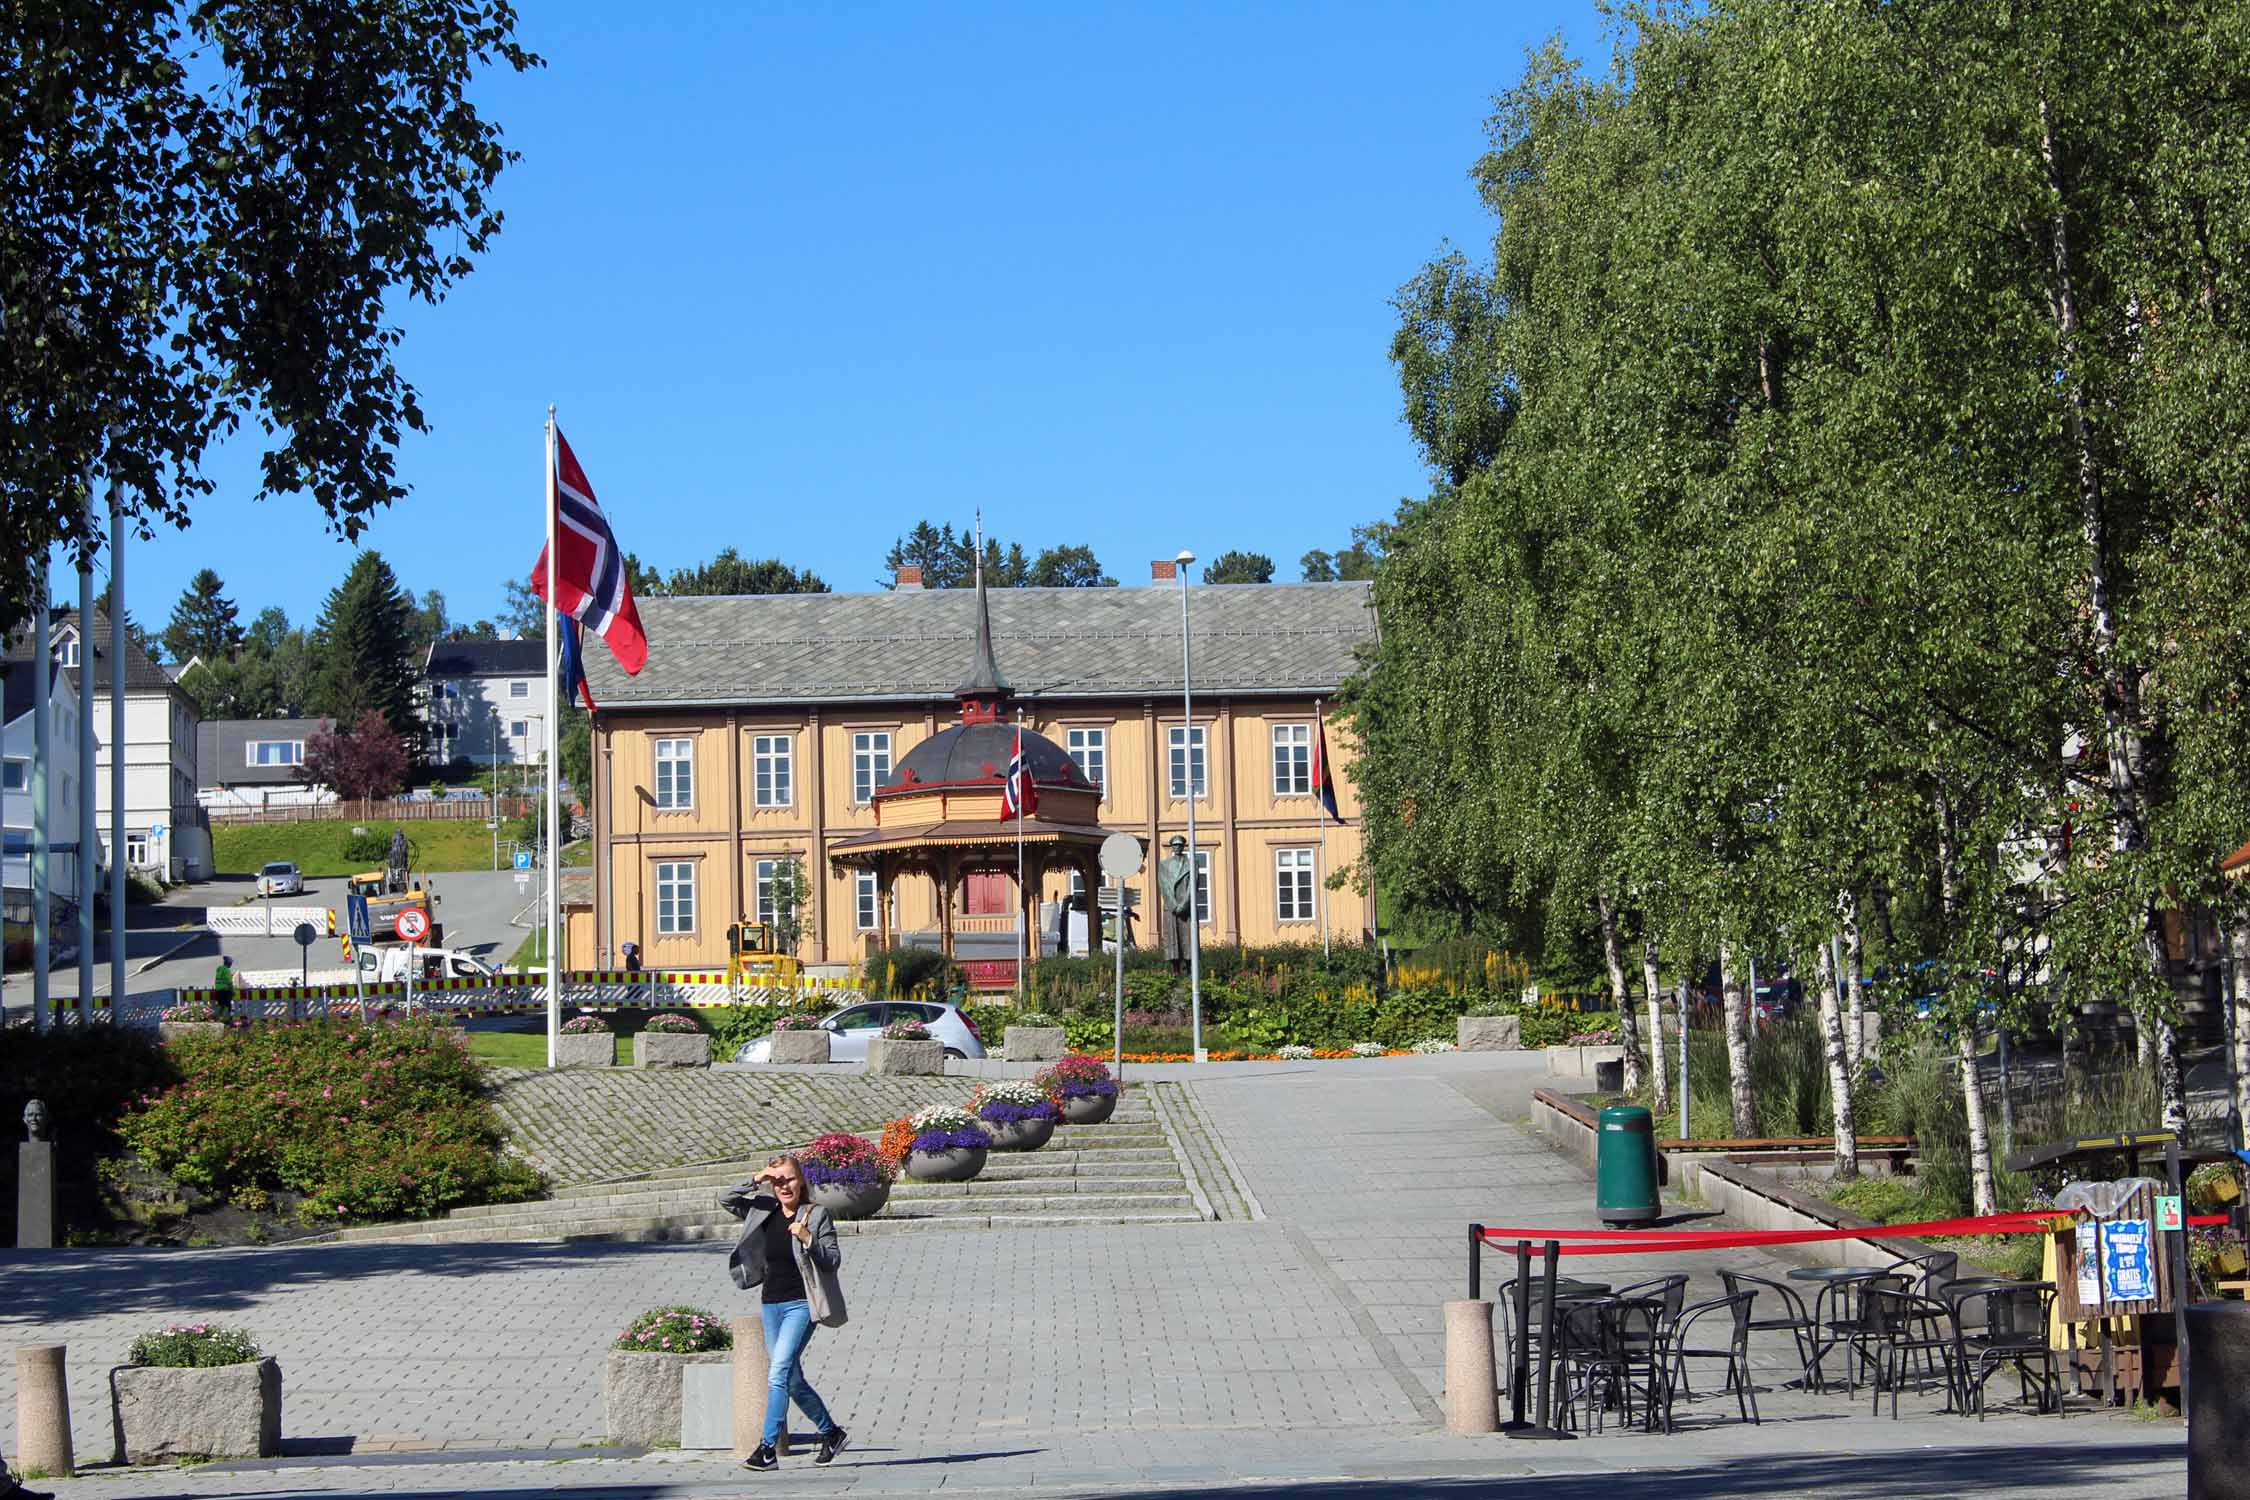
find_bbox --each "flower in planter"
[770,1012,823,1032]
[906,1102,991,1152]
[560,1014,611,1034]
[1010,1011,1061,1029]
[129,1324,262,1368]
[881,1019,933,1041]
[161,1001,221,1023]
[1034,1053,1119,1101]
[800,1131,895,1187]
[969,1079,1060,1125]
[877,1117,917,1173]
[641,1013,702,1034]
[1562,1029,1615,1046]
[1349,1041,1385,1057]
[1275,1044,1316,1060]
[614,1306,732,1354]
[1412,1038,1458,1054]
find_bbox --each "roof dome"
[877,720,1094,798]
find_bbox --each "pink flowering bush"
[800,1131,894,1187]
[769,1012,823,1032]
[640,1013,702,1034]
[615,1306,732,1354]
[880,1018,932,1040]
[560,1014,611,1034]
[119,1017,541,1223]
[1035,1053,1119,1101]
[128,1323,261,1368]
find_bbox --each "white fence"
[104,972,865,1028]
[204,906,335,938]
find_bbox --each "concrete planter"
[602,1350,727,1446]
[634,1031,711,1069]
[982,1115,1055,1152]
[808,1180,890,1220]
[1058,1090,1118,1125]
[868,1037,944,1076]
[157,1022,228,1045]
[1456,1014,1522,1051]
[1002,1026,1067,1062]
[1544,1043,1624,1079]
[110,1358,281,1464]
[768,1029,831,1064]
[906,1144,988,1182]
[555,1031,615,1068]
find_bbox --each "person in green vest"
[212,952,235,1018]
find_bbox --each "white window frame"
[855,869,889,932]
[851,731,892,805]
[1193,850,1212,925]
[247,740,304,768]
[1067,727,1107,799]
[2,759,25,791]
[1275,847,1317,923]
[54,638,78,668]
[509,680,530,699]
[1272,723,1312,797]
[653,737,695,810]
[655,861,697,935]
[510,719,529,740]
[753,735,793,808]
[1168,725,1207,801]
[754,858,781,925]
[126,833,150,868]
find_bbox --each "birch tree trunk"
[1841,894,1866,1071]
[1721,942,1755,1138]
[1935,784,1997,1217]
[1815,938,1859,1178]
[1641,931,1668,1117]
[2231,922,2250,1153]
[1594,891,1643,1094]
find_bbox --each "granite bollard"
[15,1344,73,1478]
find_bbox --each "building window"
[753,735,793,808]
[1272,723,1312,796]
[126,833,149,868]
[54,638,78,668]
[510,680,529,699]
[856,870,882,931]
[753,858,786,925]
[656,861,697,934]
[247,740,304,767]
[653,737,694,809]
[1067,727,1107,798]
[1167,725,1207,800]
[1193,851,1212,925]
[1,760,24,791]
[1275,847,1317,923]
[851,731,891,804]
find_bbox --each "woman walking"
[721,1153,850,1470]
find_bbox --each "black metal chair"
[1863,1288,1962,1419]
[1613,1274,1690,1328]
[1885,1249,1961,1299]
[1658,1292,1761,1430]
[1834,1272,1910,1395]
[1950,1282,2063,1419]
[1719,1270,1824,1392]
[1558,1296,1669,1435]
[1496,1278,1610,1396]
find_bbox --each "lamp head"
[1175,549,1195,566]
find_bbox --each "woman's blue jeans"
[760,1299,833,1445]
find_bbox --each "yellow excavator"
[725,920,800,986]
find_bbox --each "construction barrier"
[203,906,338,938]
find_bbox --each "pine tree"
[311,552,420,747]
[160,568,242,664]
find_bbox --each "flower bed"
[640,1013,701,1034]
[771,1013,822,1031]
[1035,1054,1119,1101]
[129,1323,261,1368]
[971,1079,1060,1124]
[560,1015,611,1034]
[908,1103,992,1152]
[615,1306,731,1354]
[115,1323,280,1463]
[1411,1038,1459,1054]
[162,1001,221,1024]
[801,1132,893,1189]
[881,1018,932,1040]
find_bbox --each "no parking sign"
[396,908,430,943]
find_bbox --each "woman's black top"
[760,1211,807,1304]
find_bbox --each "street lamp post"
[1176,549,1204,1063]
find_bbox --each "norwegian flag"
[1312,714,1341,823]
[1001,724,1038,820]
[532,428,648,676]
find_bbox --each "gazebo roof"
[829,818,1114,864]
[2223,838,2250,879]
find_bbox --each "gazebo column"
[1081,854,1103,958]
[938,851,958,961]
[875,857,893,954]
[1019,845,1044,986]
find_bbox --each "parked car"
[733,1000,987,1064]
[256,861,303,898]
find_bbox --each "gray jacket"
[720,1179,847,1328]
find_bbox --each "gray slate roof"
[427,639,544,678]
[583,582,1376,708]
[3,607,178,698]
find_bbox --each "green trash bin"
[1596,1104,1660,1226]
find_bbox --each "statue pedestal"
[17,1141,55,1249]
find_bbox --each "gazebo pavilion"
[828,569,1115,988]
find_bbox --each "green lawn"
[211,823,593,877]
[468,1028,637,1067]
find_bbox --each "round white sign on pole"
[396,908,430,943]
[1099,833,1144,879]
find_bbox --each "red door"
[964,870,1012,915]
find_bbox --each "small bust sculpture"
[23,1098,51,1142]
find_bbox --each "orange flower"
[876,1117,915,1171]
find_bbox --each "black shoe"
[816,1426,850,1465]
[743,1443,777,1471]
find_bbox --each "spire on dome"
[956,513,1010,721]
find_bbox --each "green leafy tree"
[160,569,242,665]
[1201,551,1274,584]
[497,578,542,638]
[653,548,829,597]
[310,552,419,746]
[882,521,1031,588]
[1025,545,1114,587]
[0,3,540,634]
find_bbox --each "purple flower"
[910,1125,992,1153]
[977,1098,1059,1125]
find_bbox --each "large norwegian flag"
[532,428,648,677]
[1312,714,1341,823]
[1001,724,1038,820]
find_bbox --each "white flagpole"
[1316,699,1330,960]
[544,407,562,1068]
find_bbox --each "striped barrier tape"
[1475,1209,2232,1256]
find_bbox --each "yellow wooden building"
[567,565,1376,979]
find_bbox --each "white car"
[256,861,303,898]
[734,1001,988,1064]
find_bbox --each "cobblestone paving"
[1149,1082,1259,1221]
[486,1068,979,1184]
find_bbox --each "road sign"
[346,893,372,944]
[1099,832,1144,879]
[150,821,166,838]
[513,849,532,871]
[292,922,317,948]
[2156,1195,2183,1232]
[396,908,430,943]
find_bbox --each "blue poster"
[2103,1219,2155,1303]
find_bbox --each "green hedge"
[121,1018,542,1224]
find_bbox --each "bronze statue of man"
[1155,835,1195,975]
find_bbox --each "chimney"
[896,565,924,591]
[1150,560,1176,582]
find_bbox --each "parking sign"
[513,849,532,871]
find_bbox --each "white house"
[1,650,87,921]
[423,638,548,767]
[38,609,205,880]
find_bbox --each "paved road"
[0,1052,2188,1496]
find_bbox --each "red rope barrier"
[1476,1210,2229,1256]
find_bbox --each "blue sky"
[78,1,1599,641]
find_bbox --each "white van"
[367,946,497,983]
